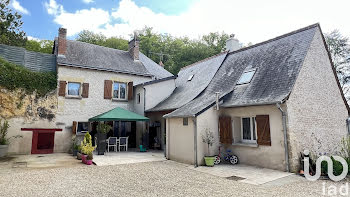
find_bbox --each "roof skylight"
[188,74,194,81]
[237,69,256,85]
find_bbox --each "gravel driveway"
[0,160,345,197]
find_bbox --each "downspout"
[276,103,290,172]
[192,117,198,168]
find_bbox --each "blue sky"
[10,0,350,44]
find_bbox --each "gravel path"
[0,161,345,197]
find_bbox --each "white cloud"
[82,0,94,4]
[45,0,350,44]
[11,0,30,15]
[27,36,40,41]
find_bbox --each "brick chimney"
[128,38,139,61]
[226,34,240,52]
[58,28,67,56]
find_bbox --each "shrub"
[81,132,95,156]
[0,119,22,145]
[0,57,57,97]
[97,122,112,134]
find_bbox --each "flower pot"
[0,145,9,157]
[86,160,93,165]
[77,152,82,160]
[73,149,78,156]
[97,132,106,155]
[204,156,215,167]
[82,154,87,164]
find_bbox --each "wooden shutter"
[58,81,66,96]
[72,121,77,134]
[81,83,89,98]
[256,115,271,146]
[104,80,112,99]
[128,81,133,100]
[219,116,232,144]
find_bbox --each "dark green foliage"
[77,30,128,51]
[0,58,57,96]
[0,0,27,47]
[25,40,54,54]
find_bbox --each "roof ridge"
[68,39,129,53]
[180,51,228,71]
[227,23,320,55]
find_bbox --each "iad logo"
[303,150,348,181]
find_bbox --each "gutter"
[192,117,198,168]
[276,103,290,172]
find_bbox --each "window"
[241,117,257,143]
[113,82,127,100]
[67,82,81,96]
[183,118,188,126]
[137,93,141,104]
[188,74,194,81]
[237,69,256,85]
[77,122,89,133]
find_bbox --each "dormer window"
[188,74,194,81]
[237,69,256,85]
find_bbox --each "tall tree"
[76,30,128,51]
[25,40,54,54]
[325,30,350,100]
[0,0,27,47]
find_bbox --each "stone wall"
[286,28,349,172]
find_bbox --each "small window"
[188,74,194,81]
[137,93,141,104]
[113,82,127,100]
[77,122,89,133]
[183,118,188,126]
[241,117,257,143]
[237,69,256,85]
[67,82,81,96]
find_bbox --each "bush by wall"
[0,57,57,96]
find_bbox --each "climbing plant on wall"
[0,58,57,96]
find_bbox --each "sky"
[9,0,350,45]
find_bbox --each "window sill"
[65,96,82,100]
[232,142,258,148]
[112,98,128,102]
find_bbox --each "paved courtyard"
[0,156,347,197]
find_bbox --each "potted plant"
[202,128,215,167]
[96,122,111,155]
[0,120,22,157]
[86,152,93,165]
[72,135,79,156]
[81,132,96,165]
[77,145,82,160]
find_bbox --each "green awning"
[88,107,149,122]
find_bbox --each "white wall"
[144,79,175,111]
[286,29,349,172]
[56,66,152,152]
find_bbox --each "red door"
[31,131,55,154]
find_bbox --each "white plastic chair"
[107,137,118,152]
[119,137,128,152]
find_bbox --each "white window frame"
[241,117,257,144]
[137,93,141,104]
[112,81,128,101]
[66,81,82,98]
[237,69,256,85]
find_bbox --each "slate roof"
[147,51,227,112]
[164,24,319,118]
[56,39,173,79]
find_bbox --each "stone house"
[148,23,350,172]
[4,28,174,154]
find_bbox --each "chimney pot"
[58,28,67,56]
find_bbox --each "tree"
[76,30,128,51]
[25,40,54,54]
[0,0,27,47]
[325,30,350,100]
